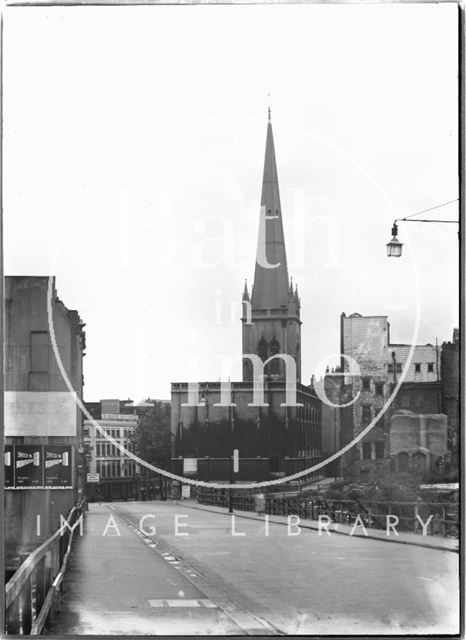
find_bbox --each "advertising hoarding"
[44,445,73,487]
[15,445,43,487]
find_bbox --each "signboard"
[15,445,43,487]
[183,458,197,475]
[181,484,191,499]
[44,445,72,487]
[87,472,100,483]
[5,445,14,488]
[5,391,77,436]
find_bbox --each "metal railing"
[5,500,86,635]
[197,490,458,538]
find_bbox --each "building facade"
[441,329,460,467]
[171,113,322,484]
[5,276,85,571]
[319,372,342,478]
[338,311,447,480]
[84,398,169,501]
[171,381,321,483]
[390,411,448,475]
[339,313,391,479]
[84,399,139,501]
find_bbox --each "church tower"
[242,111,302,382]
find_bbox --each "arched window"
[258,337,268,362]
[412,452,426,475]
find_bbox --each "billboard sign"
[15,445,43,487]
[44,445,73,487]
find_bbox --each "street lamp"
[386,223,403,257]
[386,199,459,258]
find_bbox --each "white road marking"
[148,599,216,608]
[418,576,434,582]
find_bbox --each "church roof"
[251,112,290,310]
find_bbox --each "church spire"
[241,111,302,383]
[251,112,289,310]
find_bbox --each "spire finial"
[268,93,271,121]
[242,279,250,302]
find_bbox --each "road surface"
[47,500,459,635]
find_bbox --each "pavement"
[47,500,460,636]
[178,499,460,553]
[46,503,277,636]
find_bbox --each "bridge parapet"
[5,500,86,635]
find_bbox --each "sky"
[4,3,459,402]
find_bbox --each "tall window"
[375,441,384,459]
[258,337,268,361]
[362,405,372,424]
[362,377,371,391]
[414,363,421,373]
[375,382,384,395]
[29,331,49,391]
[427,363,434,373]
[362,442,371,459]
